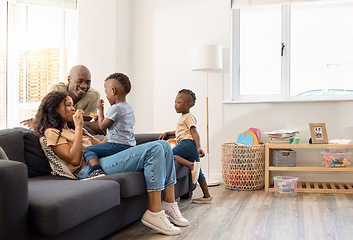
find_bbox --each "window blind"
[17,0,77,9]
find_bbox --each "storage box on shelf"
[271,149,296,167]
[321,150,351,168]
[273,176,299,197]
[265,143,353,194]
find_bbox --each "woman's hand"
[73,109,84,128]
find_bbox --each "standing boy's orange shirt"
[175,113,197,144]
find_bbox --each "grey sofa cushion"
[28,176,121,235]
[98,172,147,198]
[98,163,190,199]
[22,130,51,177]
[0,128,25,163]
[175,161,189,179]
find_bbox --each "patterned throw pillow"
[39,137,77,180]
[0,146,9,160]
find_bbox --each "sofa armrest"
[135,133,175,145]
[0,160,28,240]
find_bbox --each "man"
[22,65,104,135]
[47,65,104,134]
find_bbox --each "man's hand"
[89,112,98,121]
[20,118,34,129]
[85,121,106,135]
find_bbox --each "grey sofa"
[0,127,196,240]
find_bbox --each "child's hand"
[158,132,167,140]
[97,99,104,112]
[198,148,205,158]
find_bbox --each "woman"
[33,91,188,236]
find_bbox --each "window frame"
[230,3,353,103]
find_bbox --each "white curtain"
[231,0,350,8]
[17,0,77,9]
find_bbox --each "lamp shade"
[191,44,223,71]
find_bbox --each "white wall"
[77,0,131,102]
[78,0,353,183]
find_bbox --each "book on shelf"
[269,137,290,144]
[268,133,297,138]
[269,140,290,144]
[270,138,289,144]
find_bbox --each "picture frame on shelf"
[309,123,328,144]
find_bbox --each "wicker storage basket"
[222,143,265,191]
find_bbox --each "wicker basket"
[222,143,265,191]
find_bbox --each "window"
[0,1,6,129]
[232,1,353,101]
[2,1,77,129]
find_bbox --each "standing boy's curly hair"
[179,89,196,106]
[105,73,131,94]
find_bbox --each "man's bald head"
[67,65,92,101]
[69,65,90,77]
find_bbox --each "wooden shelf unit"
[265,143,353,194]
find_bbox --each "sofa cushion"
[175,161,190,179]
[28,176,121,235]
[99,172,146,198]
[98,164,189,199]
[22,130,51,178]
[0,128,25,163]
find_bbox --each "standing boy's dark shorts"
[172,139,205,183]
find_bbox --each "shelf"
[269,166,353,172]
[268,181,353,194]
[267,143,353,149]
[265,143,353,194]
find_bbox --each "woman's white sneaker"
[162,201,189,227]
[141,210,181,236]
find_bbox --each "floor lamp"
[191,44,222,186]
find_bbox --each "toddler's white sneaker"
[141,210,181,236]
[162,201,189,227]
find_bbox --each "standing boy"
[159,89,213,203]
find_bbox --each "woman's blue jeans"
[83,142,133,162]
[172,139,206,184]
[77,140,177,192]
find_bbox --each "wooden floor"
[105,184,353,240]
